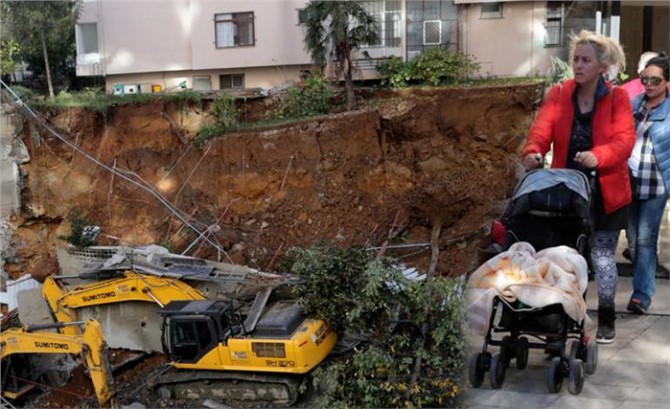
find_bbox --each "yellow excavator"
[0,319,115,407]
[42,270,207,336]
[42,270,337,405]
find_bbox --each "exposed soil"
[5,83,542,281]
[5,83,543,407]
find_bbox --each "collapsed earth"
[1,82,543,407]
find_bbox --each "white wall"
[190,1,311,70]
[98,0,193,75]
[79,0,311,76]
[460,1,557,78]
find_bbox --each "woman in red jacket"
[521,30,635,344]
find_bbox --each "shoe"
[622,248,632,261]
[627,298,647,315]
[596,307,616,344]
[596,326,615,344]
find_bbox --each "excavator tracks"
[149,370,301,407]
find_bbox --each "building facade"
[76,0,461,94]
[75,1,670,94]
[456,1,670,80]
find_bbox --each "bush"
[275,72,333,119]
[550,56,573,84]
[286,244,465,408]
[377,49,480,88]
[58,208,99,248]
[194,122,226,148]
[2,84,37,104]
[194,92,239,147]
[377,56,413,88]
[412,48,479,86]
[209,92,240,128]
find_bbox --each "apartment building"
[75,1,670,95]
[75,0,461,94]
[457,1,670,79]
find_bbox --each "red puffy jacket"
[521,79,635,214]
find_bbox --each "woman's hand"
[522,153,543,170]
[574,151,598,169]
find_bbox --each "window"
[481,2,503,19]
[298,9,308,25]
[423,21,441,45]
[193,76,212,91]
[220,74,244,89]
[546,2,564,46]
[215,12,254,48]
[171,319,214,362]
[77,23,98,54]
[360,0,401,48]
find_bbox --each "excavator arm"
[0,319,115,407]
[43,270,206,335]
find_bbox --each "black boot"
[596,307,615,344]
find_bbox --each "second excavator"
[0,319,115,407]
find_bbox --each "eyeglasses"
[641,76,664,86]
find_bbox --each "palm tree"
[303,1,379,111]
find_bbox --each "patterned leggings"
[591,230,620,310]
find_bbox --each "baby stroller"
[468,168,598,395]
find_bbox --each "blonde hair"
[568,30,626,75]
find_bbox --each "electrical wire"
[0,79,226,258]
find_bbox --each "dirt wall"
[5,84,543,278]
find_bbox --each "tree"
[0,39,20,80]
[303,1,379,111]
[1,0,80,99]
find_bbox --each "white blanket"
[466,242,589,335]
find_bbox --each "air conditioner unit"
[124,84,139,94]
[112,84,124,96]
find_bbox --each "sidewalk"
[463,274,670,409]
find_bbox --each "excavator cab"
[160,299,237,364]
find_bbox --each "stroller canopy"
[504,168,592,224]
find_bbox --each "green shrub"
[193,92,239,147]
[377,49,480,88]
[58,208,99,248]
[550,56,573,84]
[286,244,465,408]
[162,89,200,105]
[412,48,479,86]
[3,84,36,103]
[276,72,333,119]
[209,92,239,128]
[194,122,227,148]
[377,56,413,88]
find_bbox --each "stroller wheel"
[515,337,529,370]
[468,352,489,388]
[545,356,564,393]
[568,358,585,395]
[488,353,507,389]
[585,341,598,374]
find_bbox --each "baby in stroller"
[466,168,598,395]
